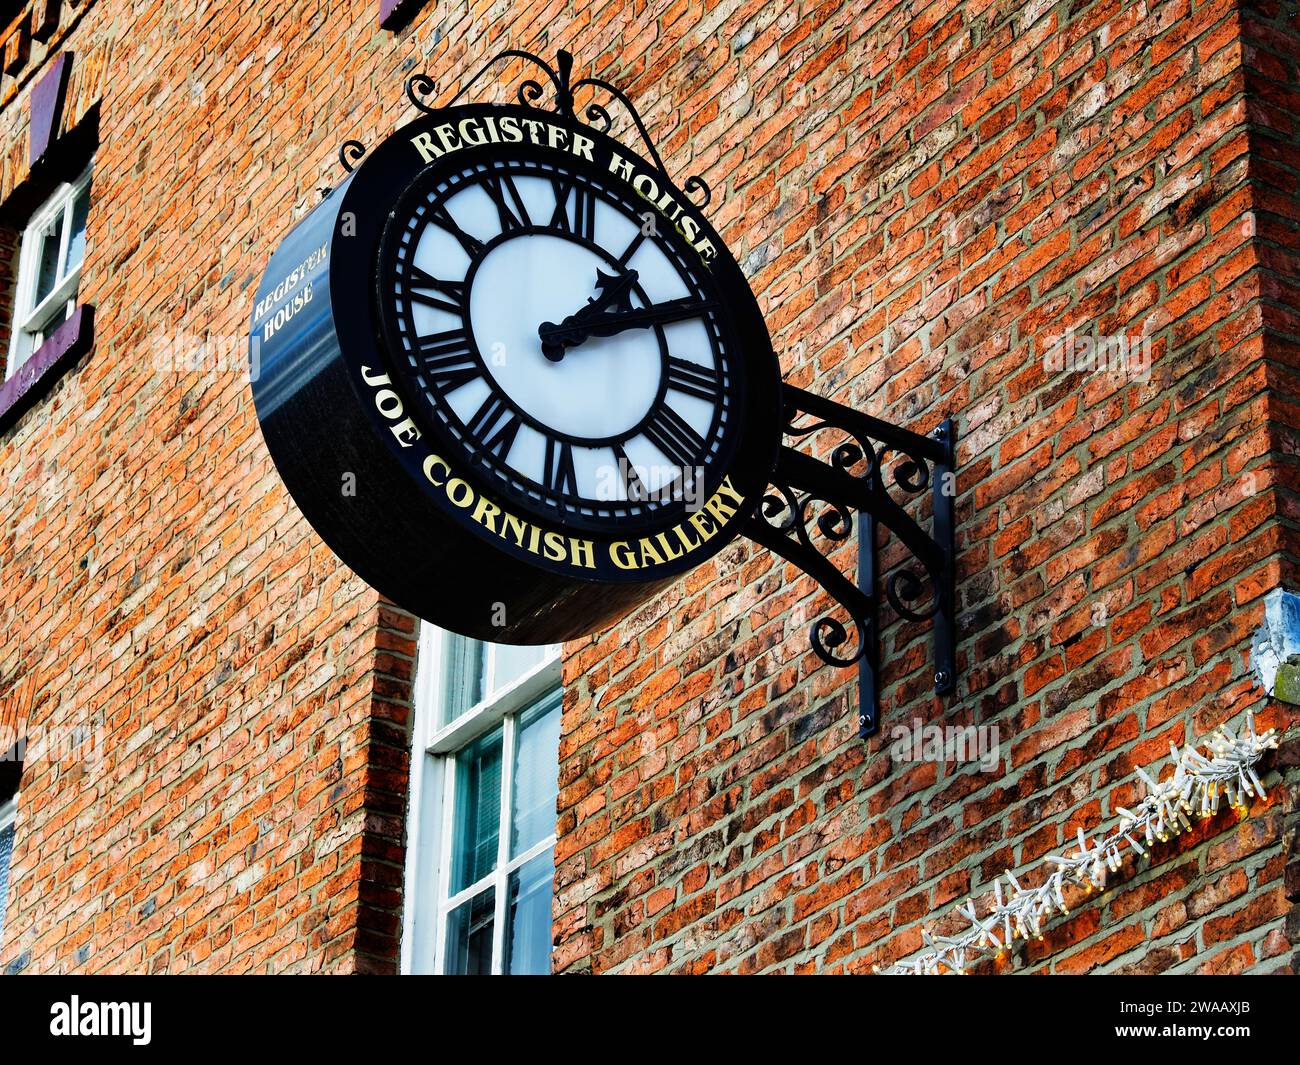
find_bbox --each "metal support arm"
[743,384,957,738]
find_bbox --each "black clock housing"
[250,103,781,642]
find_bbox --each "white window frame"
[0,792,16,937]
[5,163,92,380]
[401,625,561,975]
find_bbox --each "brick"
[1,0,1296,983]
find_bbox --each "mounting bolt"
[935,670,950,687]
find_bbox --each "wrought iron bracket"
[744,384,957,739]
[336,47,958,741]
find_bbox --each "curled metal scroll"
[779,406,945,623]
[744,384,958,737]
[405,72,438,114]
[338,139,366,173]
[753,484,870,670]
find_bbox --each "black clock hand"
[540,269,639,361]
[540,296,716,358]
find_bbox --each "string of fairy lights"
[878,711,1279,975]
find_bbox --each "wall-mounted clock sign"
[250,50,959,737]
[250,73,781,642]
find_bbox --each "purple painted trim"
[0,304,94,435]
[379,0,425,31]
[29,50,71,167]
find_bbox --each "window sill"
[0,304,94,436]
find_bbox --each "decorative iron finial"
[338,139,366,173]
[398,47,712,208]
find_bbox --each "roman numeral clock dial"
[378,156,742,529]
[253,95,781,644]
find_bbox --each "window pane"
[450,725,502,893]
[64,183,90,274]
[444,887,494,975]
[34,221,62,306]
[505,849,554,975]
[490,643,549,693]
[510,694,562,857]
[0,820,13,938]
[441,634,486,726]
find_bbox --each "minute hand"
[539,297,715,350]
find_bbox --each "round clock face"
[253,103,783,637]
[377,155,739,529]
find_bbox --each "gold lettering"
[571,132,595,161]
[502,512,530,550]
[435,123,459,154]
[608,152,635,182]
[458,118,488,146]
[632,173,659,201]
[447,478,474,508]
[422,454,450,487]
[639,537,664,567]
[654,531,684,562]
[610,541,639,570]
[688,508,716,544]
[655,190,682,221]
[569,537,595,569]
[673,520,701,553]
[704,493,737,527]
[390,416,422,447]
[715,477,745,507]
[499,115,522,142]
[471,495,501,533]
[410,131,441,163]
[542,530,567,562]
[373,388,403,418]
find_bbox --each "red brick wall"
[0,1,425,974]
[552,0,1298,973]
[1240,0,1300,963]
[0,0,1294,976]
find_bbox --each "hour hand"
[540,269,639,361]
[540,295,716,359]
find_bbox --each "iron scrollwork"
[398,48,712,207]
[338,139,366,173]
[744,384,957,738]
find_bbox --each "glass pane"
[441,634,486,726]
[33,220,62,306]
[0,821,13,938]
[64,183,90,274]
[444,887,494,975]
[450,725,502,893]
[510,694,562,857]
[505,849,554,975]
[490,643,550,694]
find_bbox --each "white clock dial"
[380,157,737,526]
